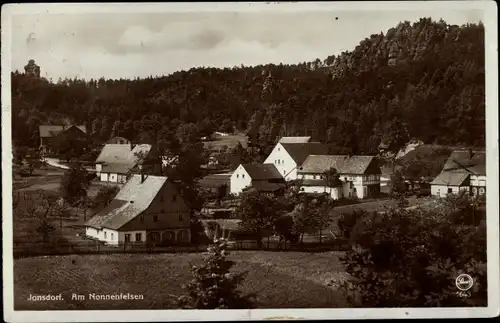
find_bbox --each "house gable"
[230,164,252,194]
[120,180,190,231]
[263,142,296,179]
[362,158,382,175]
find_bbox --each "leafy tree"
[24,148,43,176]
[236,190,280,248]
[59,164,91,206]
[178,239,255,309]
[389,170,408,204]
[291,198,333,243]
[90,185,119,212]
[273,214,299,248]
[323,167,341,196]
[17,190,67,242]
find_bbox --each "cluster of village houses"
[37,125,487,247]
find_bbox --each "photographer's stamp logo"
[455,274,473,291]
[455,274,473,298]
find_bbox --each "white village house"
[297,155,382,199]
[430,150,486,197]
[263,138,329,181]
[230,163,285,196]
[95,143,152,183]
[85,174,191,245]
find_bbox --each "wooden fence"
[12,238,350,259]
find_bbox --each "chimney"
[139,164,145,183]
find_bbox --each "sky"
[9,5,484,80]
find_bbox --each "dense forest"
[11,18,485,156]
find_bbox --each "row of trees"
[234,182,337,248]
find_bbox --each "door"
[148,232,161,244]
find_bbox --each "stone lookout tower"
[24,59,41,78]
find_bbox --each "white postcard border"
[2,1,499,322]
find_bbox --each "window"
[479,188,485,195]
[153,215,158,222]
[447,187,453,193]
[344,177,347,182]
[172,194,177,202]
[125,234,131,242]
[353,187,357,193]
[111,233,114,240]
[313,175,317,179]
[242,174,245,179]
[281,160,284,165]
[135,233,142,242]
[320,175,324,179]
[277,160,280,164]
[472,187,478,195]
[278,147,280,151]
[237,174,239,178]
[283,170,286,175]
[104,232,107,239]
[179,214,183,221]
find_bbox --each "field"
[203,133,249,151]
[14,251,348,310]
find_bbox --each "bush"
[337,209,368,241]
[339,204,487,307]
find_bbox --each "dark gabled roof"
[442,150,486,175]
[249,181,286,192]
[280,142,329,165]
[430,172,470,186]
[39,125,87,137]
[85,175,168,230]
[241,163,283,180]
[298,155,378,175]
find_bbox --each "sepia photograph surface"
[2,1,499,322]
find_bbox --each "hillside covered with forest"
[11,18,485,157]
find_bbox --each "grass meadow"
[14,251,348,310]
